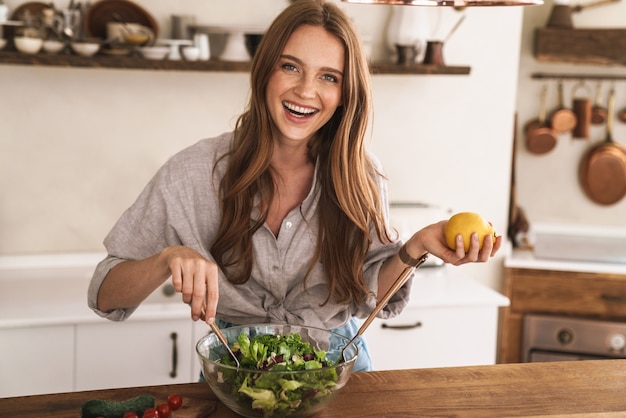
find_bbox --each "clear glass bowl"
[196,324,358,418]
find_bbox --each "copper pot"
[525,86,557,154]
[579,88,626,205]
[572,81,591,139]
[546,0,620,28]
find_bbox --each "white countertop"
[506,249,626,276]
[408,266,509,308]
[0,252,509,329]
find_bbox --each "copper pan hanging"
[579,87,626,205]
[550,79,577,134]
[525,85,557,154]
[591,82,607,125]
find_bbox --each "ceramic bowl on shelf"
[42,39,65,54]
[14,37,43,54]
[139,46,169,60]
[71,41,100,57]
[196,324,357,418]
[181,46,200,61]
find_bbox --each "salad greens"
[218,332,339,417]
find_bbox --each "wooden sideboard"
[498,266,626,363]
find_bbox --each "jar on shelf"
[385,6,433,64]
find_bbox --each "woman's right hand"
[160,246,219,323]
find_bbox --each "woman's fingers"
[203,263,219,323]
[163,246,219,322]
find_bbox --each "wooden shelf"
[369,61,471,75]
[534,28,626,66]
[0,50,470,75]
[0,50,252,72]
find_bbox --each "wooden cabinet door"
[507,268,626,319]
[0,326,74,397]
[75,319,194,391]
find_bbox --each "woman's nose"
[293,76,316,99]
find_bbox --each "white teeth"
[283,101,317,116]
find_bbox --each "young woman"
[88,0,501,372]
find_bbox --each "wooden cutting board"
[1,383,228,418]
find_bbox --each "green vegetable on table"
[219,332,339,417]
[81,394,155,418]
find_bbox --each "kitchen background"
[1,0,625,294]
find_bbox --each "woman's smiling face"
[266,24,345,148]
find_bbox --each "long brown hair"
[211,0,392,305]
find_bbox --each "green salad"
[218,332,339,417]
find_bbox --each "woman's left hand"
[405,220,503,266]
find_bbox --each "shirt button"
[272,265,280,272]
[285,221,293,229]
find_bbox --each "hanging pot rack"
[531,73,626,82]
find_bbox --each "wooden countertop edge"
[2,360,626,417]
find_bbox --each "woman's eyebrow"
[280,54,344,77]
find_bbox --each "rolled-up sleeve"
[87,255,136,321]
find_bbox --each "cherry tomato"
[122,413,138,418]
[142,408,159,418]
[167,394,183,410]
[156,403,171,418]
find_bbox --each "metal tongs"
[199,307,241,368]
[339,252,429,363]
[209,321,241,368]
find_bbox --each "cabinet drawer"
[75,319,194,391]
[508,268,626,319]
[0,326,74,397]
[366,306,500,370]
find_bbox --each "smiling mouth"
[283,101,318,118]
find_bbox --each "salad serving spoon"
[339,252,429,363]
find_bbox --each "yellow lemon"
[444,212,496,251]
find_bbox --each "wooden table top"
[2,360,626,417]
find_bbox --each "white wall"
[0,0,524,291]
[515,0,626,227]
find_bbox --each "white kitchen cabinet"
[366,272,509,371]
[367,305,502,370]
[75,318,194,391]
[0,326,74,397]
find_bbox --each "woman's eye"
[322,74,338,83]
[281,63,298,72]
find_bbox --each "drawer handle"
[601,294,626,304]
[169,332,178,379]
[381,321,422,330]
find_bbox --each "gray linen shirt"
[88,132,409,330]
